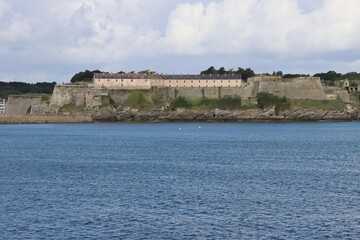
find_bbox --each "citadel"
[2,70,353,117]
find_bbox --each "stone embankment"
[0,115,93,124]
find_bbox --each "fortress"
[3,71,352,116]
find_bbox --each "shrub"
[213,95,242,110]
[170,97,192,110]
[125,90,148,107]
[256,92,290,115]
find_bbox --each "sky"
[1,0,360,83]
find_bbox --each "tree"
[201,66,218,75]
[235,67,255,80]
[313,71,342,81]
[70,70,102,83]
[218,67,227,75]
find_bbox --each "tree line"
[0,81,56,99]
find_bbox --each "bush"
[256,92,290,115]
[213,95,242,110]
[125,90,148,107]
[170,97,193,110]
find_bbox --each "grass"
[124,90,152,109]
[240,100,259,110]
[290,99,346,110]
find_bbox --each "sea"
[0,123,359,239]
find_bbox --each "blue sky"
[0,0,359,83]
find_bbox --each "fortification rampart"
[255,77,327,100]
[50,85,88,107]
[6,95,43,115]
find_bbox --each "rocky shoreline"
[92,106,360,122]
[1,105,359,124]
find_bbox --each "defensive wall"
[47,76,328,110]
[255,77,327,100]
[6,95,47,116]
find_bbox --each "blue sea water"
[0,123,359,239]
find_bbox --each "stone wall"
[257,78,326,100]
[50,85,88,107]
[6,96,42,115]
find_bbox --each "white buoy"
[199,126,201,129]
[179,128,182,131]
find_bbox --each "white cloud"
[0,0,360,83]
[162,0,360,57]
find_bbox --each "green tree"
[218,67,227,75]
[235,67,255,80]
[201,66,218,75]
[70,70,102,83]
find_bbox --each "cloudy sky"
[1,0,360,83]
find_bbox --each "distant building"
[93,72,243,89]
[0,98,6,114]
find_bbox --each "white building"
[93,73,243,89]
[0,99,6,114]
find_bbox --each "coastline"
[1,107,359,124]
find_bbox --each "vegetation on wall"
[170,96,242,110]
[125,90,148,108]
[256,92,290,115]
[0,81,56,99]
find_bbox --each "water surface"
[0,123,359,239]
